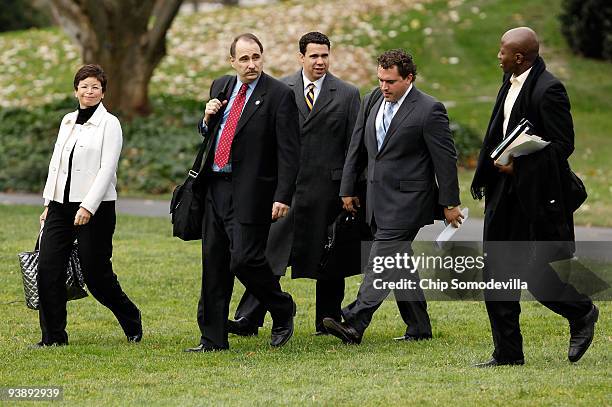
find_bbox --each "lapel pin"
[255,100,261,105]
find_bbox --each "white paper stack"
[494,131,550,165]
[435,207,469,248]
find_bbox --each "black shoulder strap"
[191,77,235,177]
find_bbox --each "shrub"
[559,0,612,61]
[449,121,481,168]
[0,0,51,33]
[0,97,482,195]
[0,96,203,195]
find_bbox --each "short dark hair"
[230,33,263,57]
[73,64,107,92]
[299,31,331,54]
[377,49,417,80]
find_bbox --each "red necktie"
[214,83,248,168]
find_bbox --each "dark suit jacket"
[195,72,300,224]
[340,86,460,230]
[266,71,361,278]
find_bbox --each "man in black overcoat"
[470,27,598,367]
[227,32,363,335]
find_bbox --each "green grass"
[1,205,609,405]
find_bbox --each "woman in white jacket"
[36,64,142,346]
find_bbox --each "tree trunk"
[47,0,183,119]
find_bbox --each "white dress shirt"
[302,71,326,105]
[375,83,413,132]
[503,67,532,136]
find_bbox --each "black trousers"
[38,201,141,344]
[483,185,592,361]
[341,221,432,337]
[234,277,345,332]
[197,176,294,349]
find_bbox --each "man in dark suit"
[227,32,363,336]
[471,27,598,367]
[323,49,464,344]
[184,33,300,352]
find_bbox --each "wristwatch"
[446,205,456,210]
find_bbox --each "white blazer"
[43,103,122,214]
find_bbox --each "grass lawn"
[0,205,609,405]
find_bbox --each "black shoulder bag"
[170,140,207,241]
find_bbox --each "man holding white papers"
[471,27,598,367]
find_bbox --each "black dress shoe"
[183,344,226,353]
[126,310,143,343]
[270,301,296,347]
[474,358,525,368]
[227,317,259,337]
[322,318,362,345]
[568,304,599,362]
[393,334,433,342]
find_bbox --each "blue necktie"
[377,102,395,151]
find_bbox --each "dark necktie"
[305,83,315,111]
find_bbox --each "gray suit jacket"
[340,86,460,230]
[266,71,362,278]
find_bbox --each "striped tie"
[305,83,315,111]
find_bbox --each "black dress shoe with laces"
[322,318,362,345]
[568,304,599,362]
[227,317,259,337]
[270,301,296,347]
[183,344,226,353]
[474,358,525,368]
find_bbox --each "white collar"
[388,83,413,108]
[302,70,326,90]
[511,66,533,86]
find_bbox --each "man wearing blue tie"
[324,49,464,344]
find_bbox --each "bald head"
[498,27,540,75]
[502,27,539,61]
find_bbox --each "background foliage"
[560,0,612,61]
[0,96,481,194]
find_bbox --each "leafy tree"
[47,0,184,118]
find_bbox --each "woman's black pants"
[37,201,141,344]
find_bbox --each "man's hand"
[444,206,464,228]
[342,196,360,215]
[271,202,289,220]
[204,98,228,125]
[39,207,48,226]
[494,157,514,175]
[74,207,92,226]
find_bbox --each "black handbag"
[170,138,207,241]
[18,231,88,310]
